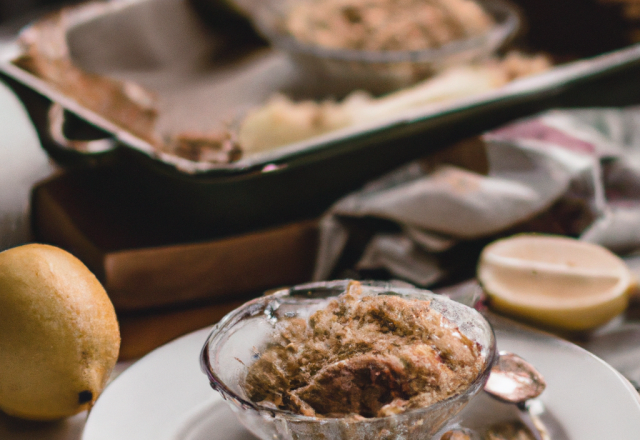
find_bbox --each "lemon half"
[478,234,634,332]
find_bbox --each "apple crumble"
[285,0,495,52]
[244,281,483,418]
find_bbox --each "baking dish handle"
[47,102,118,154]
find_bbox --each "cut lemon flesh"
[478,234,634,332]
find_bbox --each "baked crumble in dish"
[244,281,484,419]
[201,280,495,439]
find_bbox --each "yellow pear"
[0,244,120,420]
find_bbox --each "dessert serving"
[244,281,484,419]
[201,280,496,440]
[283,0,495,52]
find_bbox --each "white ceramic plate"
[81,317,640,440]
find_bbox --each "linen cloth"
[315,106,640,284]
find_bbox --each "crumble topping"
[244,281,483,418]
[285,0,495,51]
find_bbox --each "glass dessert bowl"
[200,280,497,440]
[228,0,520,95]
